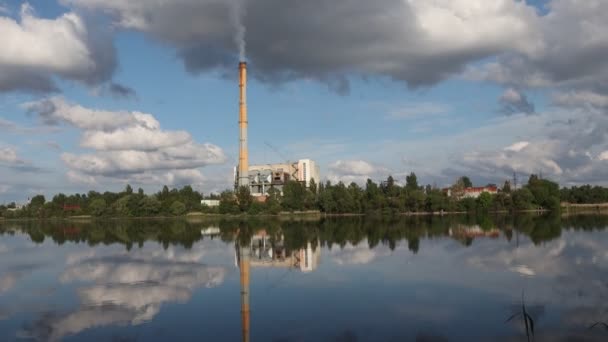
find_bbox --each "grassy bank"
[561,202,608,215]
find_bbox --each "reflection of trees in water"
[0,215,606,254]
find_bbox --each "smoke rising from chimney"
[230,0,247,61]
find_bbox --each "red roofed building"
[462,186,498,198]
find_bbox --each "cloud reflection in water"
[24,246,226,341]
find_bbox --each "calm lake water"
[1,215,607,341]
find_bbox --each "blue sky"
[1,0,608,202]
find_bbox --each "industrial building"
[236,159,320,196]
[234,61,320,197]
[200,199,220,207]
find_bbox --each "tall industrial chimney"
[238,62,249,187]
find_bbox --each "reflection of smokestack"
[239,245,250,342]
[238,62,249,187]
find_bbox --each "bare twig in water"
[505,291,535,342]
[588,322,608,330]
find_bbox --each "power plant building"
[236,159,320,196]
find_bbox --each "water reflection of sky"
[0,220,607,341]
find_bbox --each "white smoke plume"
[230,0,247,61]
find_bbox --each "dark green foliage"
[139,196,161,216]
[512,188,535,210]
[89,198,107,217]
[460,176,473,188]
[309,178,318,196]
[0,185,215,218]
[282,180,308,211]
[476,192,493,211]
[266,188,283,214]
[425,189,448,212]
[3,173,607,219]
[503,180,512,193]
[219,191,239,214]
[170,201,187,216]
[560,184,608,204]
[526,175,560,210]
[458,197,477,212]
[247,201,266,215]
[236,186,253,212]
[405,172,419,191]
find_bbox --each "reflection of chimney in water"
[239,243,250,342]
[238,62,249,188]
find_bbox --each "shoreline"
[4,208,605,222]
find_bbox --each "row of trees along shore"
[2,173,608,219]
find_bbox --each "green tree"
[526,174,560,210]
[512,188,535,210]
[364,179,384,212]
[333,182,356,213]
[403,189,425,212]
[125,184,133,195]
[309,178,318,195]
[476,192,493,211]
[459,197,477,212]
[89,198,107,217]
[170,201,186,216]
[219,191,239,214]
[383,175,399,196]
[451,178,466,198]
[492,192,512,211]
[460,176,473,188]
[236,186,253,212]
[139,196,161,216]
[426,189,447,212]
[114,195,133,216]
[502,180,512,193]
[266,188,283,214]
[247,201,266,215]
[30,195,46,207]
[405,172,419,191]
[282,180,306,211]
[319,181,336,213]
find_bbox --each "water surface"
[1,215,607,341]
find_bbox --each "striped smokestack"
[238,62,249,187]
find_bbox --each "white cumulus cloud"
[504,141,530,152]
[24,97,226,186]
[0,4,116,92]
[0,146,19,163]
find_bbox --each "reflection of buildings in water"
[449,225,500,239]
[236,232,321,342]
[201,227,221,237]
[237,232,320,273]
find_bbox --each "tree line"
[0,185,204,219]
[1,172,607,218]
[218,173,565,215]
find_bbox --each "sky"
[1,0,608,202]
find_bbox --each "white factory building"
[235,159,320,197]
